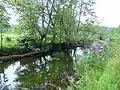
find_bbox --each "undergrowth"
[67,28,120,90]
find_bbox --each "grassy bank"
[67,28,120,90]
[2,31,18,47]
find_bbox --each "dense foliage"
[0,0,106,56]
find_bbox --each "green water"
[0,49,83,90]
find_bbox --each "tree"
[0,2,10,51]
[5,0,97,48]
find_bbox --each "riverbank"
[0,41,90,61]
[68,28,120,90]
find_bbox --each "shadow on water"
[0,48,84,90]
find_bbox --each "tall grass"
[67,28,120,90]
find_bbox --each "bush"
[0,47,22,56]
[17,36,41,52]
[5,37,12,42]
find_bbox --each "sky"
[6,0,120,27]
[95,0,120,27]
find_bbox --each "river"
[0,47,84,90]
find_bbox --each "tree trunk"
[0,28,3,51]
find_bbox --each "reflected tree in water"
[15,51,75,90]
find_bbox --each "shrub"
[17,36,41,52]
[5,37,12,42]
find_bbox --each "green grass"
[0,31,22,56]
[1,31,18,47]
[75,54,107,90]
[67,28,120,90]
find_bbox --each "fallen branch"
[0,51,46,61]
[0,42,85,62]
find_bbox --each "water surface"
[0,48,83,90]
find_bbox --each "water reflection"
[0,48,83,90]
[0,61,19,89]
[72,47,84,60]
